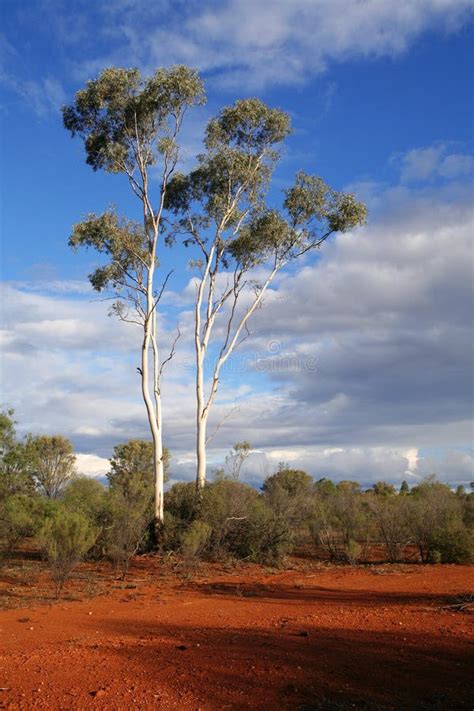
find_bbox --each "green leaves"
[69,211,149,293]
[164,96,366,273]
[205,98,291,152]
[63,65,205,173]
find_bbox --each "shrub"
[180,520,211,569]
[0,494,40,557]
[104,489,151,579]
[409,477,472,563]
[367,492,411,562]
[309,481,368,561]
[428,523,473,564]
[344,539,362,565]
[62,477,107,526]
[39,509,97,596]
[163,480,292,565]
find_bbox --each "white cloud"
[2,142,473,487]
[397,142,474,183]
[75,453,110,478]
[59,0,474,90]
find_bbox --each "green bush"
[165,482,199,523]
[180,520,212,565]
[0,494,41,557]
[62,476,107,526]
[39,509,97,596]
[104,489,151,579]
[408,478,470,563]
[428,523,473,564]
[163,479,292,564]
[344,539,362,565]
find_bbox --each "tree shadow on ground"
[184,580,465,608]
[90,616,473,710]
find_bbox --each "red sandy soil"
[0,558,473,710]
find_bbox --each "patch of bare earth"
[0,558,473,710]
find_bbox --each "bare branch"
[205,400,240,445]
[159,325,181,378]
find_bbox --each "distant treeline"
[1,410,472,594]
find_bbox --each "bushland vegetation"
[1,411,472,597]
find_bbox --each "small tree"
[63,66,205,524]
[367,489,411,562]
[225,441,252,480]
[39,509,97,596]
[29,435,76,499]
[399,480,410,495]
[263,467,314,532]
[0,410,35,497]
[310,480,367,562]
[0,495,40,558]
[165,99,367,488]
[62,477,107,527]
[107,439,170,506]
[408,477,472,563]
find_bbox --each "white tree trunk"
[196,412,208,490]
[140,258,165,525]
[194,264,279,489]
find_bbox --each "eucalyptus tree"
[166,99,367,488]
[63,66,205,524]
[29,435,76,499]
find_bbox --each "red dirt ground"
[0,558,473,710]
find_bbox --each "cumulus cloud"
[75,453,110,479]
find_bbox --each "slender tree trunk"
[140,260,165,525]
[152,310,164,523]
[196,345,207,489]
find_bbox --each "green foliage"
[39,508,97,596]
[201,480,292,564]
[262,467,314,554]
[167,103,367,270]
[63,65,205,173]
[180,520,212,565]
[162,482,200,550]
[344,539,362,566]
[367,491,410,562]
[0,410,35,498]
[263,467,313,499]
[104,487,151,579]
[428,522,473,564]
[164,479,293,565]
[406,477,474,563]
[0,408,16,455]
[0,495,42,557]
[165,482,199,522]
[205,98,291,152]
[372,481,397,497]
[107,439,170,516]
[28,435,76,499]
[309,480,369,562]
[62,477,107,526]
[104,441,165,573]
[69,211,150,294]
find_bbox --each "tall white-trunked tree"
[63,66,205,525]
[165,99,367,489]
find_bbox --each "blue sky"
[1,0,473,486]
